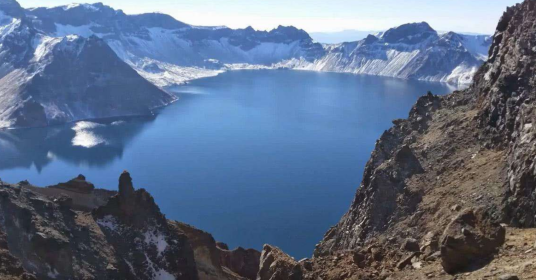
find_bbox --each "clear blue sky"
[19,0,522,34]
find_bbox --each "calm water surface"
[0,70,457,258]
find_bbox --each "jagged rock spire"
[118,170,134,199]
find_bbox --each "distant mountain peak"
[381,21,437,44]
[0,0,24,18]
[271,25,311,41]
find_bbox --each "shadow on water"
[0,116,156,172]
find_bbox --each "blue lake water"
[0,70,456,259]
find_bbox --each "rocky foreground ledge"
[0,172,260,280]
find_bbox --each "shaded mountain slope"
[0,1,175,128]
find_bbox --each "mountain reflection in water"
[0,116,155,172]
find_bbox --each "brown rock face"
[471,0,536,227]
[51,174,95,194]
[0,172,201,279]
[170,221,260,280]
[169,221,227,280]
[0,172,261,280]
[315,95,434,256]
[440,208,506,273]
[220,247,260,280]
[257,245,302,280]
[0,230,35,280]
[93,171,199,280]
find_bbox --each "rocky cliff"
[256,1,536,279]
[0,172,260,280]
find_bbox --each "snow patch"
[144,231,168,257]
[55,23,96,38]
[0,12,21,40]
[143,253,176,280]
[154,269,176,280]
[32,35,62,62]
[47,269,59,279]
[63,3,100,11]
[96,215,119,231]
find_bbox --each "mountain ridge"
[24,2,491,87]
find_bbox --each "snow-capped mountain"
[25,3,490,88]
[0,0,174,128]
[26,3,325,88]
[0,0,492,128]
[279,22,492,84]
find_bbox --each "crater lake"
[0,70,457,259]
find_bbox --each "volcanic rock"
[440,208,506,273]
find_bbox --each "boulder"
[420,232,440,258]
[401,238,420,252]
[440,208,506,273]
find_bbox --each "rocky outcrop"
[257,245,301,280]
[170,221,260,280]
[25,175,115,211]
[0,172,199,280]
[50,175,95,194]
[0,172,260,280]
[315,93,437,256]
[0,179,117,279]
[440,208,506,273]
[471,0,536,227]
[220,247,260,280]
[93,171,199,280]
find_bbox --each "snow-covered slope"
[27,4,325,89]
[26,4,490,86]
[278,23,491,84]
[0,0,174,128]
